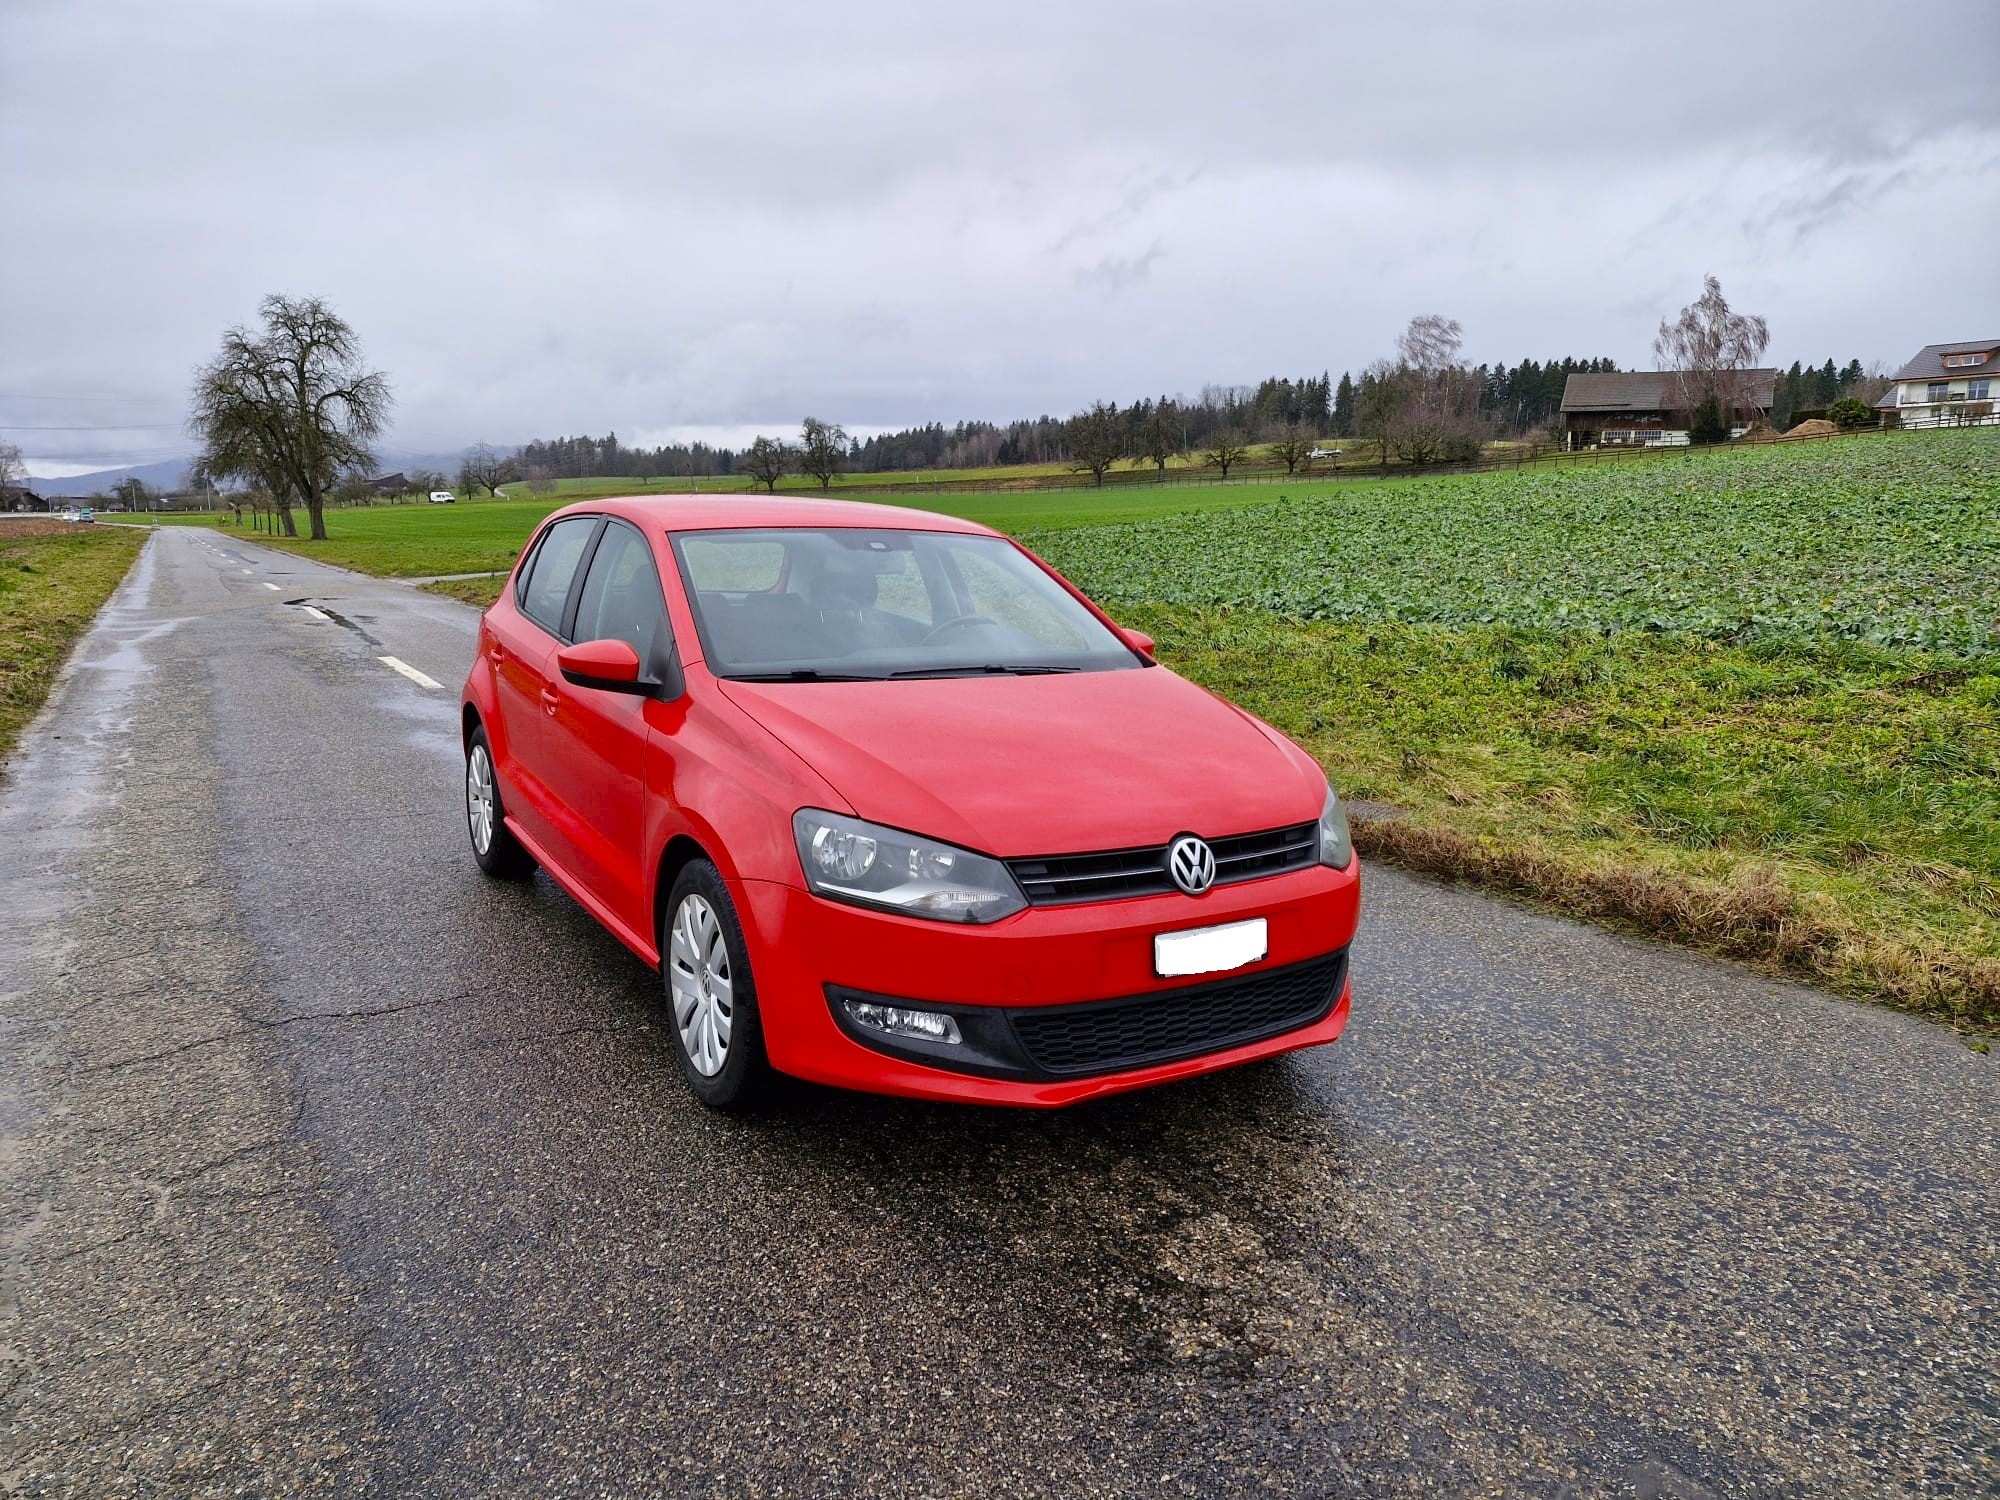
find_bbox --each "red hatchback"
[460,496,1360,1108]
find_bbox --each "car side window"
[572,521,670,661]
[518,517,600,636]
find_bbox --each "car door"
[538,518,672,936]
[488,514,602,855]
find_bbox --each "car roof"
[542,493,1001,538]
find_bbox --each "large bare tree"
[0,441,26,501]
[188,295,391,540]
[1266,428,1315,475]
[739,435,791,493]
[1066,401,1124,487]
[1202,431,1250,479]
[458,442,516,498]
[1653,275,1770,423]
[1132,398,1181,480]
[798,417,849,489]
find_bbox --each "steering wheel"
[921,613,1000,645]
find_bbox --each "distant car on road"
[75,506,94,523]
[1308,447,1343,461]
[429,491,456,505]
[59,507,80,522]
[459,496,1361,1110]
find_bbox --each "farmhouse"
[1873,339,2000,427]
[363,471,410,496]
[3,485,50,512]
[1559,369,1776,449]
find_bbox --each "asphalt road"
[2,526,1994,1498]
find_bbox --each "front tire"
[662,860,770,1110]
[465,725,534,879]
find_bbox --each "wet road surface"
[2,526,1995,1497]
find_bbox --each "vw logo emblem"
[1168,835,1217,896]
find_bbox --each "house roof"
[1887,340,2000,382]
[1560,369,1776,414]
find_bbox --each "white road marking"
[379,655,444,691]
[301,606,330,621]
[262,581,280,591]
[240,568,252,575]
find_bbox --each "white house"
[1874,339,2000,426]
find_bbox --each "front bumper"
[733,858,1360,1106]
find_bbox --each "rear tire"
[662,860,770,1110]
[465,725,534,879]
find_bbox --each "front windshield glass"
[671,527,1142,680]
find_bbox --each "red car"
[460,496,1360,1108]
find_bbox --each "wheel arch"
[652,834,714,952]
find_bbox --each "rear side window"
[518,517,600,634]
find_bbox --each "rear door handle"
[489,643,506,663]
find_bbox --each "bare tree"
[1356,361,1410,472]
[522,464,557,495]
[459,442,516,498]
[1202,431,1250,479]
[188,295,392,540]
[1266,428,1315,475]
[798,417,849,490]
[1653,275,1770,424]
[1132,398,1181,480]
[1396,314,1465,382]
[0,441,25,494]
[1066,401,1124,487]
[740,435,791,493]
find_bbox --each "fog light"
[843,999,963,1045]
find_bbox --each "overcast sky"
[5,0,1997,476]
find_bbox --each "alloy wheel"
[466,744,496,854]
[668,893,733,1076]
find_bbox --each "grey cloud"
[4,0,1998,471]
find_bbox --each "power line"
[0,423,186,431]
[0,392,180,403]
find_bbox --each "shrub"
[1827,397,1874,431]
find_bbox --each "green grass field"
[149,476,1389,576]
[0,524,146,768]
[165,428,2000,1028]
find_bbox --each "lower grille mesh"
[1007,951,1345,1076]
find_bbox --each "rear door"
[488,514,602,852]
[537,518,673,937]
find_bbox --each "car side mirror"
[1121,627,1156,658]
[557,639,651,694]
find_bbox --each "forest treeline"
[503,352,1876,482]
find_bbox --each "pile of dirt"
[1734,425,1783,443]
[1785,418,1840,439]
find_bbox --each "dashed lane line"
[378,656,444,691]
[262,582,280,591]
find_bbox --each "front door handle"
[539,685,560,716]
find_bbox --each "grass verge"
[0,524,147,766]
[1121,604,1999,1029]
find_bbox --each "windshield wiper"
[725,669,887,682]
[886,663,1083,679]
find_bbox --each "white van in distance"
[429,491,456,505]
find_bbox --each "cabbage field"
[1026,427,2000,655]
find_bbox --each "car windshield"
[671,527,1142,680]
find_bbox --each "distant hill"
[26,459,190,497]
[24,446,500,498]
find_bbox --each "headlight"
[1317,783,1353,870]
[792,809,1027,923]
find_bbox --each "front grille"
[1007,950,1345,1076]
[1007,822,1318,905]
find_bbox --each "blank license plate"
[1153,917,1268,978]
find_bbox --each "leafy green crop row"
[1024,428,2000,655]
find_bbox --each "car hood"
[717,666,1324,858]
